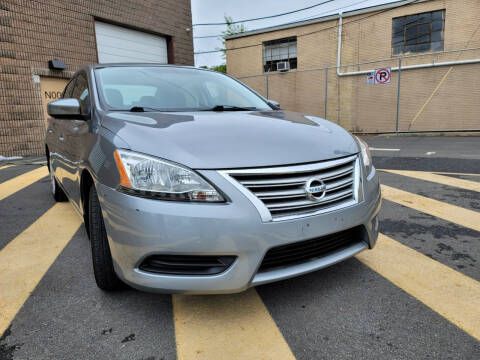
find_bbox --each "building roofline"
[225,0,430,40]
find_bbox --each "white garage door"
[95,21,168,64]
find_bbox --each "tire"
[88,185,124,291]
[48,157,67,202]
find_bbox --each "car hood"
[100,110,359,169]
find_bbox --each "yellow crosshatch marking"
[0,166,48,201]
[173,290,296,360]
[0,203,82,335]
[380,184,480,232]
[432,171,480,177]
[357,233,480,341]
[381,169,480,193]
[1,168,480,355]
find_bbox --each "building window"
[392,10,445,55]
[263,37,297,72]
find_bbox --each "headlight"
[113,149,225,202]
[355,137,373,176]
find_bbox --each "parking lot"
[1,136,479,360]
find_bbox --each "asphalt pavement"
[364,135,480,160]
[0,136,479,360]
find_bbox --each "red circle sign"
[375,68,391,83]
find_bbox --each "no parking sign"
[367,68,391,84]
[375,68,392,85]
[375,68,391,84]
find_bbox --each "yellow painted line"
[381,169,480,193]
[173,289,295,360]
[0,203,82,335]
[381,184,480,232]
[357,233,480,341]
[0,164,13,170]
[433,171,480,177]
[0,166,48,200]
[378,169,480,177]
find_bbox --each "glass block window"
[263,37,297,72]
[392,10,445,55]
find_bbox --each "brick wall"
[226,0,480,133]
[0,0,193,156]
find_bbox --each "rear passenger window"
[72,74,90,115]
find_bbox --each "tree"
[218,15,246,60]
[210,64,227,73]
[199,64,226,73]
[206,15,245,73]
[200,15,245,73]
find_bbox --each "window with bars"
[263,37,297,72]
[392,10,445,55]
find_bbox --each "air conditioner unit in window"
[276,61,289,72]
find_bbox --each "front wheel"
[48,157,67,202]
[88,185,124,291]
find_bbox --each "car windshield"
[95,66,272,112]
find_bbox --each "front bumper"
[98,168,381,294]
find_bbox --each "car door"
[57,72,91,207]
[48,77,76,185]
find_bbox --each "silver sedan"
[45,64,381,294]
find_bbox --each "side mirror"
[267,99,280,109]
[47,98,81,118]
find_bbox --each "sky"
[191,0,400,67]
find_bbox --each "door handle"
[58,135,65,141]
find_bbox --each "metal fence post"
[265,73,269,99]
[324,67,328,118]
[395,57,402,135]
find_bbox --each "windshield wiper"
[202,105,257,112]
[128,106,164,112]
[128,105,257,112]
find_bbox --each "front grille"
[259,226,363,272]
[226,155,359,221]
[139,255,236,275]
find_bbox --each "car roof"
[85,63,198,70]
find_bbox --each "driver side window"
[62,78,76,98]
[71,74,90,116]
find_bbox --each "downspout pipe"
[336,12,343,77]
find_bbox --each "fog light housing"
[139,255,236,275]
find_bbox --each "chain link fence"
[237,47,480,134]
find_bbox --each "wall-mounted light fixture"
[48,59,66,70]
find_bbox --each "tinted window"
[71,73,90,115]
[392,10,445,55]
[95,67,271,111]
[62,78,76,98]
